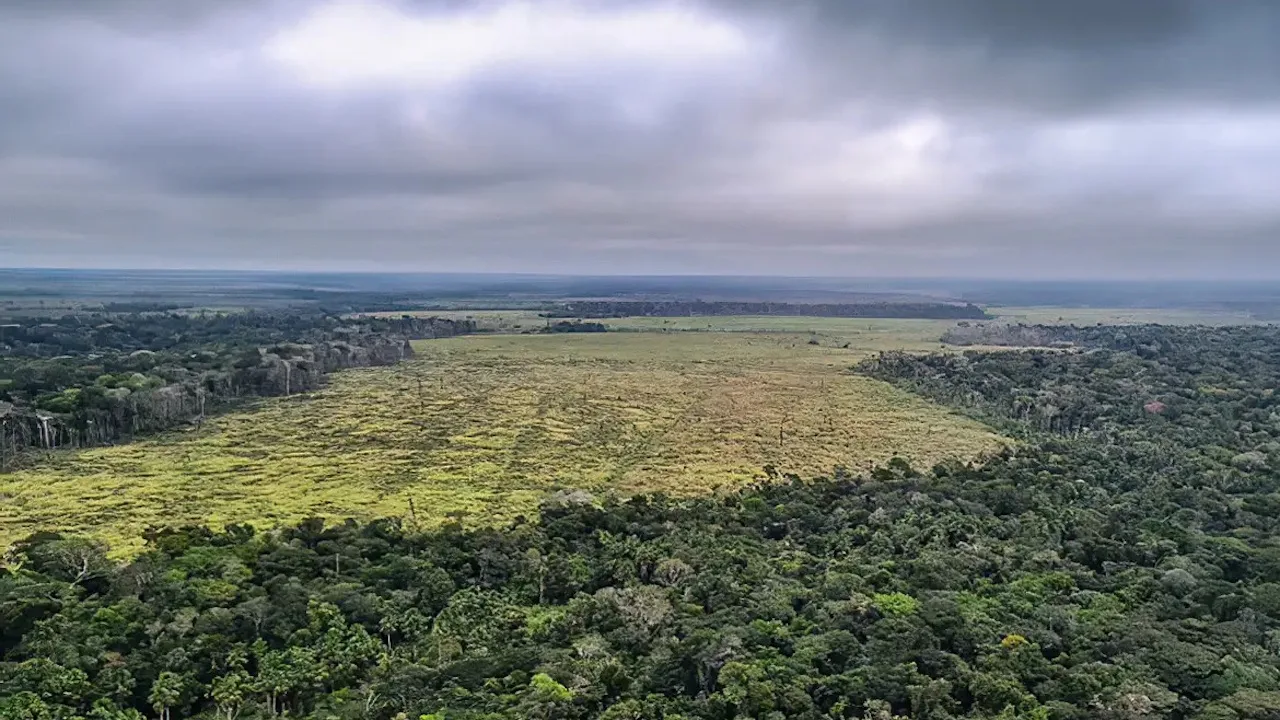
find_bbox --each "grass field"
[376,307,1268,332]
[987,307,1263,325]
[0,326,1005,556]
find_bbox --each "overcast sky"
[2,0,1278,278]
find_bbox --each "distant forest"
[542,301,990,320]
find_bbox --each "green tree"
[148,672,184,720]
[524,673,573,719]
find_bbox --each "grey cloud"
[1,4,730,200]
[819,0,1201,50]
[1,0,279,31]
[757,0,1280,113]
[0,0,1278,277]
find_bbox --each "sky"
[1,0,1278,278]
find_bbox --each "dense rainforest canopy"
[5,323,1280,719]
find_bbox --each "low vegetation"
[986,306,1263,326]
[0,330,1003,556]
[542,300,990,320]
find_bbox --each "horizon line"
[5,267,1280,284]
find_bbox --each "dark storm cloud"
[1,0,1278,276]
[822,0,1199,50]
[758,0,1280,113]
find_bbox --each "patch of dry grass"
[1,328,1005,556]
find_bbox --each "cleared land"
[1,324,1005,555]
[378,307,1268,331]
[372,310,971,343]
[988,306,1263,325]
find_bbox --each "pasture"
[0,323,1006,555]
[987,306,1263,326]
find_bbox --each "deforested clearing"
[0,329,1005,555]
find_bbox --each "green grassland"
[384,309,549,332]
[378,310,972,346]
[988,306,1263,325]
[0,325,1006,556]
[378,307,1266,333]
[602,315,962,346]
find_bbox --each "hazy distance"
[2,0,1278,279]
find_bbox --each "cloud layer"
[2,0,1278,277]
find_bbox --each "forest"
[5,323,1280,719]
[539,321,610,334]
[0,313,474,465]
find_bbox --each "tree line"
[539,321,609,334]
[0,312,474,467]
